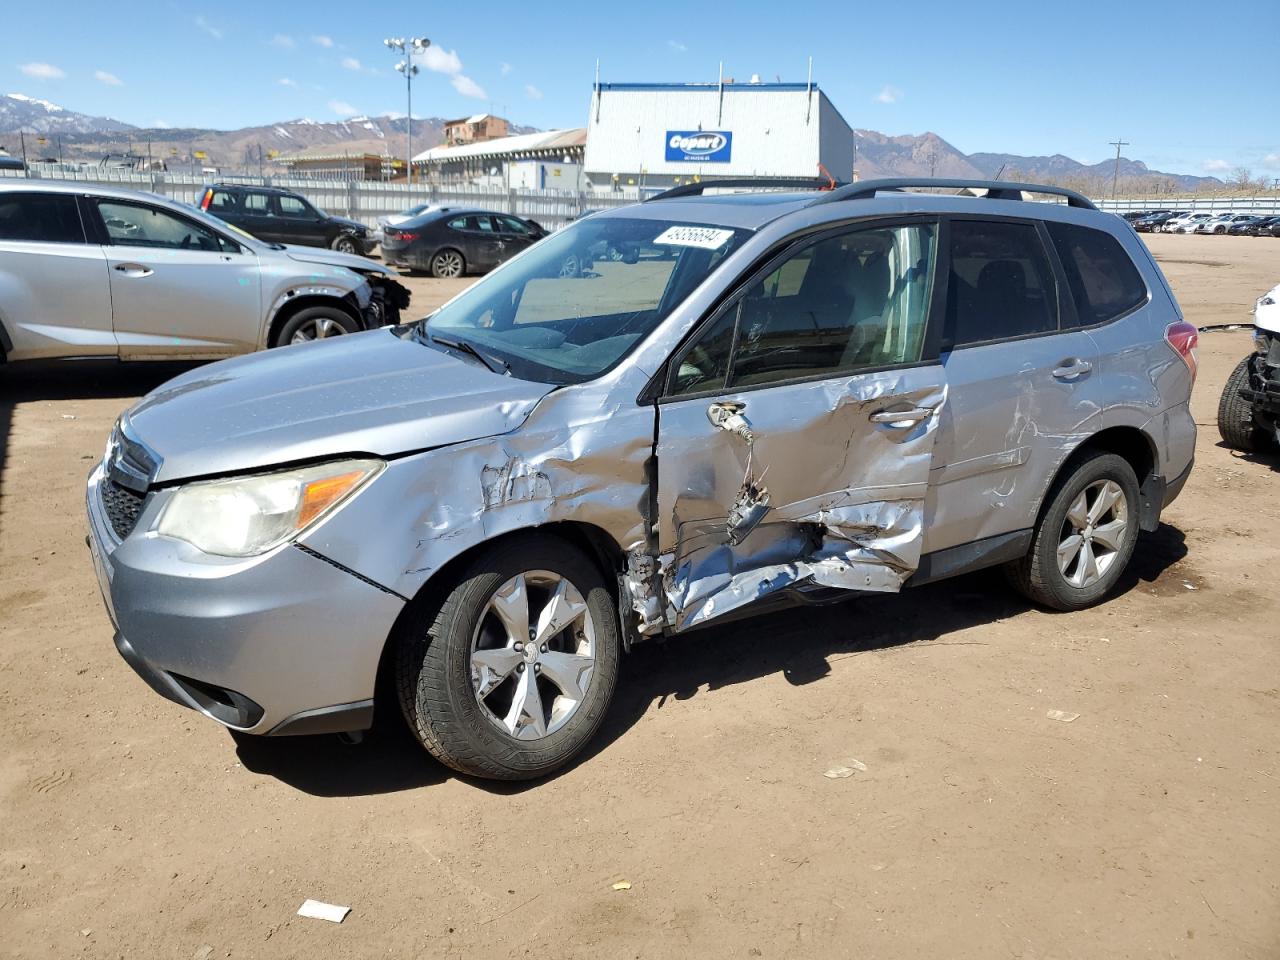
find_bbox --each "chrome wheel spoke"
[1091,518,1126,552]
[471,647,521,699]
[1088,481,1123,525]
[1065,491,1090,532]
[490,574,530,646]
[1057,533,1084,575]
[538,650,594,703]
[503,667,546,739]
[533,580,587,647]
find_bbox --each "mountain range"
[0,92,1221,191]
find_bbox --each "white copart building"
[583,81,855,193]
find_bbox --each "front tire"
[1007,452,1140,611]
[396,536,621,780]
[273,305,360,347]
[1217,357,1267,452]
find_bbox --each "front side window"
[420,216,752,384]
[0,193,84,243]
[498,215,531,236]
[1046,222,1147,327]
[670,222,937,394]
[97,201,223,252]
[278,195,313,218]
[945,220,1059,346]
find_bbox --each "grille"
[101,478,146,540]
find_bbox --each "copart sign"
[665,130,733,163]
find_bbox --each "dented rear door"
[652,220,946,632]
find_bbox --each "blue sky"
[4,0,1277,178]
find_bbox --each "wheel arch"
[265,292,363,347]
[1044,426,1161,533]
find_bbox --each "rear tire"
[1006,452,1140,611]
[431,249,465,279]
[1217,357,1267,452]
[273,305,360,347]
[396,536,620,780]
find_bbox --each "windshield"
[420,215,752,384]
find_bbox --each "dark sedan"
[1133,211,1183,233]
[381,209,548,278]
[1241,215,1280,237]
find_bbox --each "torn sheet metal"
[653,367,947,633]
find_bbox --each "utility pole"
[19,131,28,176]
[1109,138,1129,200]
[384,35,431,186]
[927,149,938,179]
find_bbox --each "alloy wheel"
[435,251,463,278]
[335,237,358,254]
[469,571,596,741]
[290,316,347,343]
[1056,479,1129,589]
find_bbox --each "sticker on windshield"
[653,226,735,250]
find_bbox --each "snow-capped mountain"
[0,93,135,134]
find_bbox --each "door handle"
[113,263,153,278]
[869,406,933,426]
[1052,358,1093,380]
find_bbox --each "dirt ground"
[1,233,1277,959]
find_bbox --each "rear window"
[0,192,84,243]
[945,220,1059,346]
[1047,222,1147,327]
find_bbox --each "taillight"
[394,232,417,241]
[199,189,212,211]
[1165,320,1199,384]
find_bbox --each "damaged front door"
[653,220,946,631]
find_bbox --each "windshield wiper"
[428,331,510,375]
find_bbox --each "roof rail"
[809,178,1098,210]
[643,177,844,203]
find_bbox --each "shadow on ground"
[235,524,1188,798]
[1215,439,1280,473]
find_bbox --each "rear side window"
[205,190,239,213]
[242,192,270,213]
[1047,222,1148,327]
[0,192,84,243]
[946,220,1058,346]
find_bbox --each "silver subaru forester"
[87,178,1197,780]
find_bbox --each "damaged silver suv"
[87,178,1198,780]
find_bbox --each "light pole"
[384,36,430,185]
[1109,138,1129,201]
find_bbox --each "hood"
[283,245,390,274]
[1256,284,1280,335]
[124,329,554,483]
[331,214,367,232]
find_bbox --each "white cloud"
[452,74,487,99]
[19,62,64,80]
[875,85,903,104]
[311,35,334,48]
[1263,153,1280,167]
[195,15,223,40]
[94,70,122,86]
[341,57,362,71]
[329,99,359,117]
[151,120,171,129]
[270,34,295,48]
[500,62,513,76]
[278,77,297,87]
[1202,159,1231,172]
[419,45,463,75]
[524,84,543,101]
[668,40,687,53]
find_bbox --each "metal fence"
[1095,195,1280,215]
[7,163,1279,222]
[0,163,639,228]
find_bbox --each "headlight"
[1261,295,1276,306]
[156,459,383,557]
[1255,328,1272,354]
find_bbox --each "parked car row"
[0,181,409,362]
[1125,209,1280,236]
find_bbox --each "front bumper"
[86,464,405,735]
